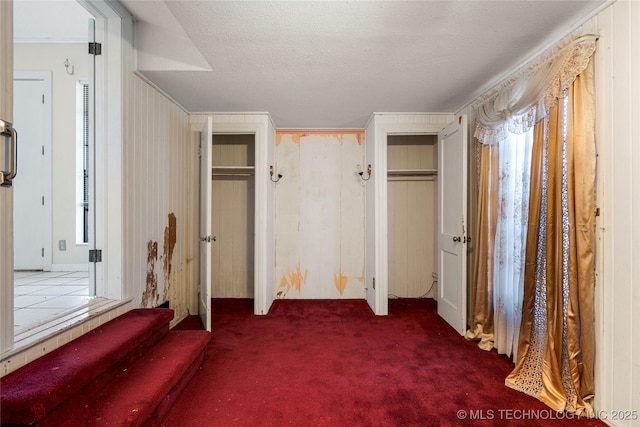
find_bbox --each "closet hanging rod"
[212,172,255,177]
[387,169,437,177]
[212,166,255,177]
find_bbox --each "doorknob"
[452,236,461,242]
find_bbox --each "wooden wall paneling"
[245,175,255,297]
[298,135,342,297]
[126,74,191,318]
[338,134,366,298]
[217,179,234,295]
[274,132,365,299]
[388,179,408,297]
[273,135,302,299]
[211,134,255,298]
[211,177,222,296]
[388,137,408,297]
[592,0,640,417]
[231,176,243,296]
[387,135,437,298]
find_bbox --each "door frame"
[78,0,131,300]
[204,115,273,316]
[365,113,454,315]
[199,117,212,331]
[13,71,53,271]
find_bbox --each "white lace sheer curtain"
[471,35,597,360]
[491,130,533,359]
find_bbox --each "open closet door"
[437,115,467,335]
[199,117,213,332]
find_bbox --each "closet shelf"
[387,168,437,177]
[212,166,255,176]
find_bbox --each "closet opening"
[387,134,438,300]
[211,134,256,313]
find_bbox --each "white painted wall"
[14,43,88,267]
[591,1,640,425]
[274,131,366,299]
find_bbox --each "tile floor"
[14,271,91,333]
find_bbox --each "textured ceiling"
[123,0,607,128]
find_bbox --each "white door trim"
[368,114,453,315]
[79,2,132,301]
[210,118,270,315]
[199,117,212,331]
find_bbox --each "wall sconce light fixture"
[357,164,372,181]
[270,165,283,182]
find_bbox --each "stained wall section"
[274,131,366,299]
[122,74,195,325]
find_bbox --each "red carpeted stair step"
[39,330,210,427]
[1,308,174,425]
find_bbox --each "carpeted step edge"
[0,308,174,425]
[142,334,209,427]
[39,330,211,427]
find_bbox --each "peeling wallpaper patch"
[276,130,364,145]
[142,213,179,308]
[163,213,177,285]
[276,132,301,146]
[334,272,349,295]
[143,240,159,307]
[279,265,308,294]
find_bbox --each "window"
[76,80,89,244]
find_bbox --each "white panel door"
[13,78,47,270]
[437,116,467,335]
[199,116,213,332]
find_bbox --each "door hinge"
[88,42,102,56]
[42,196,44,206]
[89,249,102,263]
[42,248,44,257]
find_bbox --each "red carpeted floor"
[165,298,606,427]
